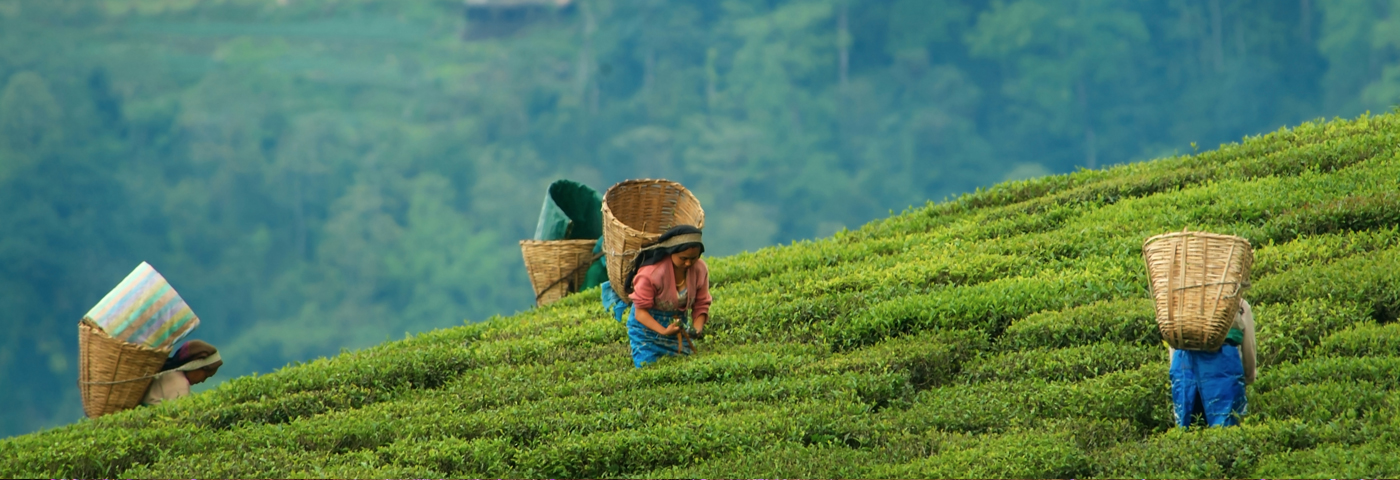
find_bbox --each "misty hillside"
[2,112,1399,478]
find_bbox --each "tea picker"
[595,179,709,368]
[1144,231,1258,428]
[78,262,223,416]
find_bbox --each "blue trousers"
[1170,345,1247,427]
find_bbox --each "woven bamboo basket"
[78,318,171,418]
[521,239,600,306]
[602,179,705,299]
[1143,231,1254,351]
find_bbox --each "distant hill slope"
[3,113,1400,478]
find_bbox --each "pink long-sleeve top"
[630,258,712,318]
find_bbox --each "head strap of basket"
[1142,230,1254,351]
[601,179,705,299]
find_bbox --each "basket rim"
[79,317,173,354]
[519,239,600,246]
[599,178,706,232]
[1142,230,1252,250]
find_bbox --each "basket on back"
[521,239,600,306]
[78,318,170,418]
[1143,231,1254,351]
[78,261,201,417]
[602,179,705,299]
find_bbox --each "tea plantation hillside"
[4,114,1400,478]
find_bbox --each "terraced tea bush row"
[960,342,1162,384]
[5,113,1400,478]
[1254,226,1400,276]
[377,436,512,479]
[830,259,1142,350]
[1263,191,1400,242]
[883,364,1171,435]
[1312,322,1400,358]
[505,397,877,478]
[805,328,987,389]
[1252,381,1392,422]
[1255,439,1400,478]
[123,444,440,479]
[638,440,883,479]
[1255,356,1400,392]
[1252,247,1400,322]
[913,113,1396,228]
[1092,421,1313,478]
[870,430,1091,479]
[1252,299,1371,366]
[998,298,1158,351]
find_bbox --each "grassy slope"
[3,113,1400,478]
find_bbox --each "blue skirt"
[626,308,693,368]
[1170,345,1247,427]
[601,281,694,368]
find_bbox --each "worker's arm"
[691,260,712,335]
[634,308,681,335]
[1238,299,1257,385]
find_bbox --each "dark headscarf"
[625,225,705,293]
[161,339,221,374]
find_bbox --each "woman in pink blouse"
[612,225,711,367]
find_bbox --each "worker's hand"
[691,328,705,340]
[659,324,681,336]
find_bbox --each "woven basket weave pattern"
[78,318,170,418]
[520,239,598,306]
[601,179,705,299]
[1143,231,1254,351]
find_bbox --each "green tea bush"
[808,328,987,389]
[4,113,1399,478]
[1255,440,1400,478]
[830,259,1140,350]
[1252,247,1400,322]
[885,364,1171,435]
[869,430,1092,479]
[1313,322,1400,358]
[1094,421,1314,478]
[1252,380,1389,423]
[376,436,513,477]
[1253,300,1371,366]
[637,440,880,479]
[1256,356,1400,393]
[1253,226,1400,277]
[998,298,1158,351]
[961,342,1162,383]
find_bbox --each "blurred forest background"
[2,0,1398,438]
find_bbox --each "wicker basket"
[601,179,705,299]
[1143,231,1254,351]
[521,239,601,306]
[78,318,171,418]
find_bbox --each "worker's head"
[670,245,702,271]
[164,340,223,385]
[626,225,705,290]
[185,364,220,385]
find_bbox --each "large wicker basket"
[521,239,600,306]
[602,179,705,299]
[78,318,170,418]
[1143,231,1254,351]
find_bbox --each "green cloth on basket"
[584,236,608,291]
[533,179,603,241]
[532,179,606,292]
